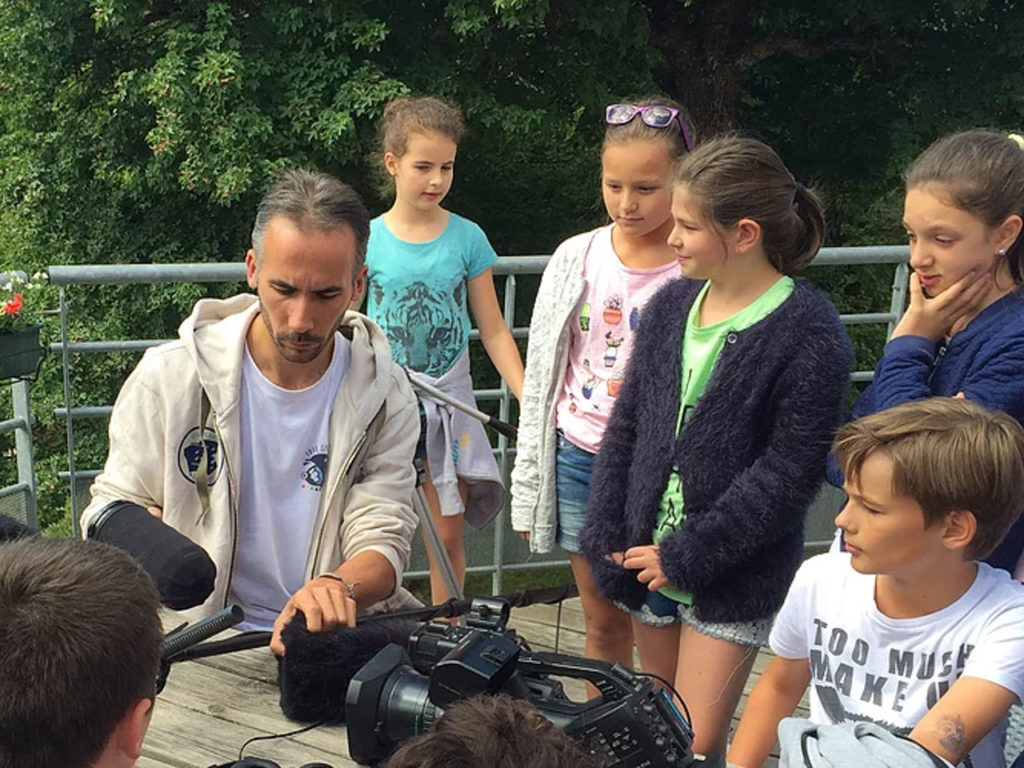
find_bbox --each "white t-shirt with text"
[771,553,1024,768]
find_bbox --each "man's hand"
[621,544,669,591]
[270,574,357,655]
[891,270,991,342]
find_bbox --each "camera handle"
[518,651,642,702]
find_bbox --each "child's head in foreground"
[381,693,601,768]
[834,397,1024,570]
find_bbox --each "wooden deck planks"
[144,627,352,767]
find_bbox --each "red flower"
[3,293,22,316]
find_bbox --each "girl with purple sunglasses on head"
[364,96,525,608]
[511,97,691,677]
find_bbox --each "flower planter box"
[0,324,42,380]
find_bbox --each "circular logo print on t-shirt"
[177,426,224,486]
[302,447,328,492]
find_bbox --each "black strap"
[896,735,954,768]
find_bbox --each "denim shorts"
[620,589,773,648]
[554,432,596,553]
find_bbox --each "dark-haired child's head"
[835,398,1024,568]
[669,135,824,278]
[903,129,1024,298]
[0,537,163,768]
[381,694,601,768]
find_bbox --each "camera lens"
[379,664,442,738]
[348,644,445,765]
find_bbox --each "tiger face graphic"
[373,281,465,376]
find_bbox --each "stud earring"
[998,248,1008,257]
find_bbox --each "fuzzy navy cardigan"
[579,278,853,623]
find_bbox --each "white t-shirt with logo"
[771,553,1024,768]
[228,333,350,630]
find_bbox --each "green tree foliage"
[1,0,1023,528]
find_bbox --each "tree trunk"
[647,0,756,138]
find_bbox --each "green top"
[653,276,795,604]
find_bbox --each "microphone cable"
[635,672,693,727]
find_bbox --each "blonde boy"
[728,398,1024,768]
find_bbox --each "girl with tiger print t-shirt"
[365,96,524,607]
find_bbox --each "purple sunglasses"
[605,104,694,152]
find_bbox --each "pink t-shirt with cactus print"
[556,225,680,454]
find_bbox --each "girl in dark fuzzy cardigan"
[579,136,853,763]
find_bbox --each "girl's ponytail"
[789,184,826,274]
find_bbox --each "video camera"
[345,597,695,768]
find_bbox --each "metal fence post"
[58,285,81,536]
[11,379,38,529]
[887,262,910,338]
[491,271,518,595]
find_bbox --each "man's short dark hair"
[382,694,602,768]
[0,538,163,768]
[250,168,370,270]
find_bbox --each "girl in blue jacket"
[580,137,852,763]
[837,130,1024,573]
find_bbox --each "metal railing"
[6,245,909,591]
[0,379,37,528]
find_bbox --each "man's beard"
[258,302,331,365]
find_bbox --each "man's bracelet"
[317,571,359,601]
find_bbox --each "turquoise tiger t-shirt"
[654,276,795,604]
[366,213,498,377]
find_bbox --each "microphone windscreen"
[0,514,37,543]
[278,612,419,723]
[88,501,216,610]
